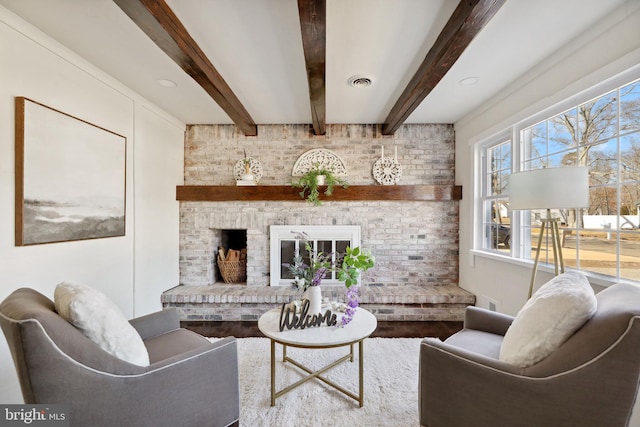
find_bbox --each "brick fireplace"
[163,124,475,321]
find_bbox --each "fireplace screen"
[270,225,360,286]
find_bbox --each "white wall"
[0,7,184,403]
[133,104,183,315]
[455,0,640,315]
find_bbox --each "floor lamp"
[509,167,589,298]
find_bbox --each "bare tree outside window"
[520,79,640,281]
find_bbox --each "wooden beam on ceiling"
[382,0,506,135]
[297,0,326,136]
[113,0,258,136]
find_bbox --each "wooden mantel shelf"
[176,185,462,202]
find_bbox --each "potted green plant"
[291,164,348,205]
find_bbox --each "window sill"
[469,249,627,288]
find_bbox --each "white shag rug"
[232,337,421,427]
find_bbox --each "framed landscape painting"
[15,97,126,246]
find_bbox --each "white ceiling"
[0,0,629,126]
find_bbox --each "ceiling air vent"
[348,75,373,88]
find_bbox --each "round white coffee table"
[258,306,377,407]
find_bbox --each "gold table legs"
[269,339,365,407]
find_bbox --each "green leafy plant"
[336,246,375,288]
[291,164,348,205]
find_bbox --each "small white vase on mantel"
[306,286,322,314]
[315,175,326,186]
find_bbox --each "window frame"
[473,70,640,286]
[476,134,515,254]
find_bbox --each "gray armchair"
[0,288,239,427]
[419,283,640,427]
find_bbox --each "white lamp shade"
[508,167,589,210]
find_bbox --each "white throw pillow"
[54,282,150,366]
[499,271,597,368]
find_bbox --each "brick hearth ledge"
[161,284,476,322]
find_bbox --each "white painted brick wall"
[180,124,458,288]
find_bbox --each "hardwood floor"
[372,321,463,340]
[183,320,463,340]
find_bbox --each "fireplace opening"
[221,229,247,252]
[216,229,247,284]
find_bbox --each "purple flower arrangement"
[341,286,360,326]
[284,232,332,293]
[284,232,375,327]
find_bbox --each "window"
[476,77,640,284]
[269,225,360,286]
[479,139,512,253]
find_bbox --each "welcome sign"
[278,300,338,331]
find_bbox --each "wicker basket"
[218,260,247,283]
